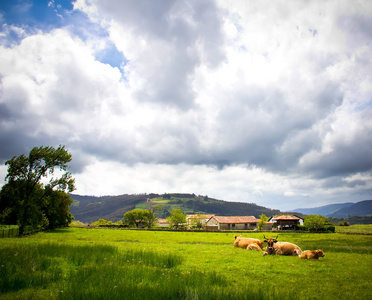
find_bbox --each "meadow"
[1,227,371,300]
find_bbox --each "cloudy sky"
[0,0,371,211]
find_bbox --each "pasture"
[1,228,371,299]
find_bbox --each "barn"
[156,219,170,227]
[268,214,303,230]
[205,216,259,231]
[186,214,214,227]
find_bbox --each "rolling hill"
[69,193,281,223]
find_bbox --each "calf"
[247,243,263,251]
[263,235,302,256]
[233,235,264,250]
[300,249,325,260]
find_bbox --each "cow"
[247,243,263,251]
[300,249,325,260]
[263,235,302,256]
[233,235,264,250]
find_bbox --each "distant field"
[1,228,371,299]
[335,224,372,234]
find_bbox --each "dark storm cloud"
[338,14,372,48]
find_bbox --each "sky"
[0,0,371,211]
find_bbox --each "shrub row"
[297,224,335,233]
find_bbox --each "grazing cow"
[233,235,264,250]
[247,243,263,251]
[263,235,302,256]
[300,249,325,260]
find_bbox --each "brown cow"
[300,249,325,260]
[233,235,264,250]
[263,235,302,256]
[247,243,263,251]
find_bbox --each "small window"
[232,224,235,228]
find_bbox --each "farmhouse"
[205,216,259,230]
[268,214,303,230]
[156,219,169,227]
[186,214,214,227]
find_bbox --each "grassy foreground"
[1,228,371,299]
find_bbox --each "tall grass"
[335,224,372,234]
[0,241,272,299]
[0,225,19,238]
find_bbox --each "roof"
[211,216,258,224]
[187,214,215,219]
[157,219,168,224]
[270,215,302,221]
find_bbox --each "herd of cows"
[233,235,325,260]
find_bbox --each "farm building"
[186,214,214,227]
[205,216,259,230]
[268,214,303,230]
[156,219,169,227]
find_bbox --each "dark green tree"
[43,189,74,228]
[0,145,75,234]
[124,209,154,228]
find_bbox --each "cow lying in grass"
[263,235,302,256]
[300,249,325,260]
[246,243,263,251]
[233,235,264,250]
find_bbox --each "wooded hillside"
[69,193,281,223]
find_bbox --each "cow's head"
[316,249,325,258]
[264,235,278,252]
[233,235,242,240]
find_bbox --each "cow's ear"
[273,240,278,243]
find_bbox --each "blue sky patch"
[0,0,73,29]
[95,43,128,71]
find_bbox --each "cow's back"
[275,242,302,256]
[234,237,263,249]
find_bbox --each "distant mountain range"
[293,200,372,218]
[69,193,372,223]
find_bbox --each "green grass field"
[1,228,371,299]
[335,224,372,234]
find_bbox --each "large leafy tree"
[124,209,149,228]
[167,208,186,229]
[124,208,160,228]
[0,145,75,233]
[304,215,327,231]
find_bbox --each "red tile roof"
[157,219,168,223]
[271,215,300,221]
[212,216,258,224]
[187,214,214,219]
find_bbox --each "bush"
[91,219,107,227]
[70,221,88,228]
[297,225,307,231]
[304,215,328,232]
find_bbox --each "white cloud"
[0,0,371,210]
